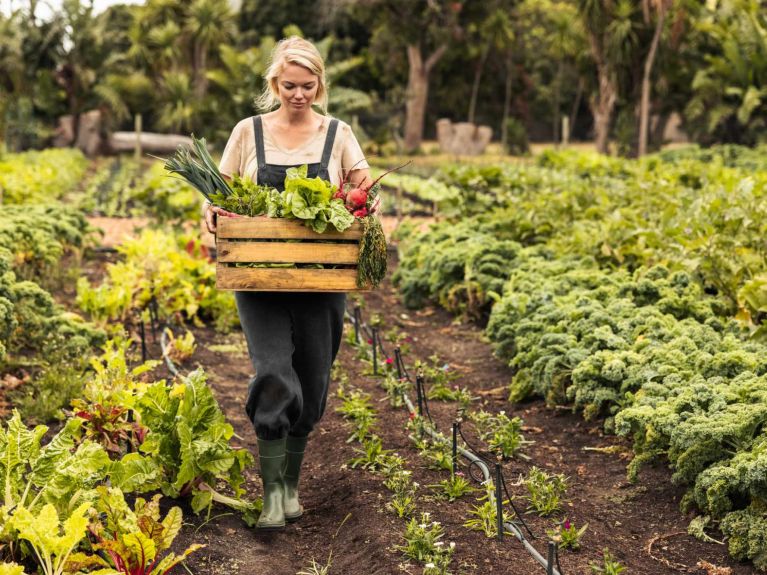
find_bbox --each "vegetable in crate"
[163,136,389,287]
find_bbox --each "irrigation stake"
[394,346,403,380]
[546,541,556,575]
[371,327,378,375]
[495,461,504,541]
[138,317,147,363]
[452,421,458,476]
[416,373,424,416]
[353,305,361,343]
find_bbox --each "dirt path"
[166,254,749,575]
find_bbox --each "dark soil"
[163,254,751,575]
[31,225,753,575]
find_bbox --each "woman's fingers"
[204,207,217,234]
[212,206,240,218]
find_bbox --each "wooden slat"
[216,264,369,292]
[218,217,363,240]
[217,241,359,264]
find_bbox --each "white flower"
[425,564,435,569]
[449,542,456,549]
[419,524,428,529]
[434,541,444,547]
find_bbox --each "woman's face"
[276,63,319,112]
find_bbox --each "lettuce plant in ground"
[133,370,257,522]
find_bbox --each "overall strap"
[319,119,339,172]
[252,116,266,170]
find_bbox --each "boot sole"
[285,512,303,522]
[255,522,286,531]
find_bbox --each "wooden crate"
[215,216,368,292]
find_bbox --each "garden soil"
[163,254,752,575]
[39,225,754,575]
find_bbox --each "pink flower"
[563,519,571,530]
[409,412,417,420]
[385,357,394,365]
[366,338,373,345]
[353,207,369,218]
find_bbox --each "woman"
[202,37,373,531]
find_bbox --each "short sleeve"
[341,123,369,172]
[218,122,244,177]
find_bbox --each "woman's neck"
[274,105,316,127]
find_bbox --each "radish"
[347,187,368,208]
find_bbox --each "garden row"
[393,145,767,570]
[0,150,256,574]
[0,148,199,222]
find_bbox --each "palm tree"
[185,0,236,99]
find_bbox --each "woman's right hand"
[204,203,240,234]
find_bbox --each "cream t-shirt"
[218,115,369,188]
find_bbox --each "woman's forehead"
[279,63,317,83]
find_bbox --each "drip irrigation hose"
[345,304,563,575]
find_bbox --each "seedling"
[398,512,455,574]
[547,518,588,550]
[524,466,569,516]
[429,472,475,502]
[590,548,626,574]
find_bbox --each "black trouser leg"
[235,291,346,440]
[235,291,301,440]
[288,292,346,437]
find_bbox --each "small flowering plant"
[428,471,475,502]
[398,512,455,575]
[547,518,588,550]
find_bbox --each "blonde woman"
[203,37,373,530]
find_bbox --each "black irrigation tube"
[346,304,563,575]
[156,301,562,574]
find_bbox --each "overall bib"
[235,115,346,440]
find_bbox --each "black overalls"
[235,115,346,440]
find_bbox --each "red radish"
[353,207,368,218]
[347,187,368,208]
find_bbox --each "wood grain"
[217,241,359,264]
[217,217,363,240]
[216,264,369,292]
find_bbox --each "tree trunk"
[553,59,563,143]
[194,41,209,99]
[569,77,583,137]
[404,43,447,152]
[468,42,491,125]
[638,6,666,157]
[587,34,617,154]
[501,48,513,149]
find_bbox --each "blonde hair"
[257,36,328,112]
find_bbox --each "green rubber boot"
[256,437,286,530]
[283,435,308,521]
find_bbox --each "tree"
[684,0,767,145]
[352,0,464,152]
[465,3,515,126]
[637,0,672,156]
[578,0,641,153]
[185,0,236,99]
